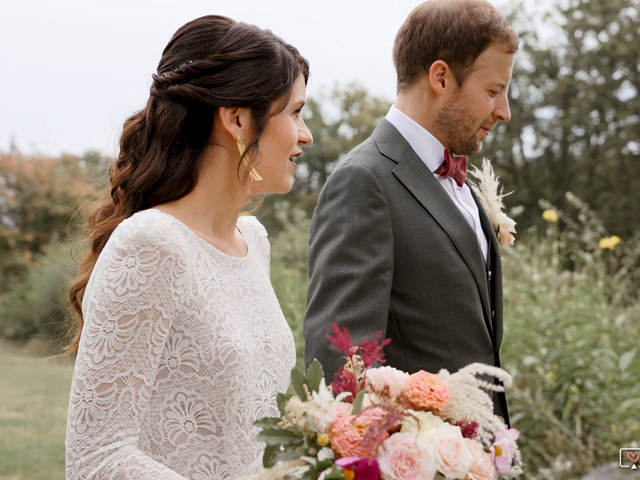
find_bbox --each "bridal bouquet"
[243,324,523,480]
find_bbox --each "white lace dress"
[66,209,296,479]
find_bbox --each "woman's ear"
[217,106,252,139]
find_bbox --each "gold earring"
[236,135,263,182]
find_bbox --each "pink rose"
[366,366,409,400]
[425,423,473,479]
[378,433,437,480]
[465,439,497,480]
[401,370,450,412]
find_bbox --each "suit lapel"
[471,186,504,345]
[470,186,499,265]
[372,121,494,337]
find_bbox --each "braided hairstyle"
[66,15,309,354]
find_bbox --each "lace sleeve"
[66,220,188,479]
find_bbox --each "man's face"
[436,45,515,156]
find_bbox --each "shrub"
[266,201,311,366]
[501,196,640,479]
[0,241,78,348]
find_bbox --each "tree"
[0,152,98,292]
[480,0,640,238]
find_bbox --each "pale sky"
[1,0,538,158]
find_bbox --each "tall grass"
[0,340,73,480]
[498,197,640,478]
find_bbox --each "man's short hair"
[393,0,519,91]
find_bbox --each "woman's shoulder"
[110,209,189,249]
[237,215,271,260]
[237,215,268,239]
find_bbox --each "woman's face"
[251,74,313,194]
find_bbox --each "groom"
[304,0,518,422]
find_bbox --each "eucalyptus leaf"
[254,416,281,428]
[306,359,325,393]
[302,470,319,480]
[290,367,307,399]
[321,465,346,479]
[256,427,304,446]
[262,444,281,468]
[273,446,307,464]
[277,392,291,413]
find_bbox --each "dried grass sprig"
[468,158,516,246]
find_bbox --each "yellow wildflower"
[317,433,330,447]
[599,235,621,250]
[542,209,559,222]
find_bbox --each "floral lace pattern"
[66,210,296,479]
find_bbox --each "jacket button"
[488,270,492,281]
[491,310,495,319]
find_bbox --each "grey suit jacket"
[304,119,509,421]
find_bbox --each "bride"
[65,15,312,479]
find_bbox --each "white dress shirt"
[386,105,488,262]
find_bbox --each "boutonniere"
[468,158,516,247]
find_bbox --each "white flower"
[366,366,409,400]
[317,447,335,462]
[308,378,342,431]
[425,423,474,479]
[400,410,445,438]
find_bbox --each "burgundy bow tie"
[438,149,468,187]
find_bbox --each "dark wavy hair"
[65,15,309,354]
[393,0,518,90]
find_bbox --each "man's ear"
[428,60,455,96]
[217,106,253,139]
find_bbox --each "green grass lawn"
[0,339,73,480]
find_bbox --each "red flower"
[453,419,480,440]
[327,323,354,356]
[327,323,392,401]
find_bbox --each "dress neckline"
[146,208,251,261]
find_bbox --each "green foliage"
[290,359,325,400]
[0,241,78,344]
[536,192,640,307]
[0,152,99,293]
[265,201,312,365]
[501,196,640,478]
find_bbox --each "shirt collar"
[385,104,444,172]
